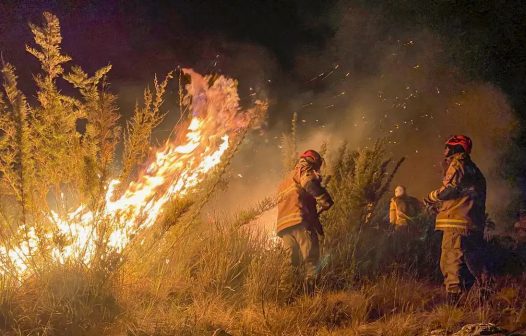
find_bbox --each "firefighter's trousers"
[280,224,320,284]
[440,230,487,293]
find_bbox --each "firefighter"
[276,149,334,295]
[389,185,421,229]
[424,135,488,301]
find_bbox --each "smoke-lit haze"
[0,1,521,229]
[208,6,518,229]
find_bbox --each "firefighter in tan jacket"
[276,150,334,294]
[389,185,421,229]
[424,135,487,299]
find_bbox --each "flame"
[0,69,265,278]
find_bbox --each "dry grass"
[98,212,525,336]
[0,265,118,335]
[1,218,525,335]
[1,133,524,335]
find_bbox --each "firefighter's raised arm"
[299,170,334,211]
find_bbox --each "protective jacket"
[427,153,486,231]
[276,159,334,235]
[389,195,420,226]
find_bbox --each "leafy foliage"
[0,12,176,282]
[119,72,173,187]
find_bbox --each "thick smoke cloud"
[208,5,518,230]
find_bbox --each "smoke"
[208,4,519,229]
[0,3,518,231]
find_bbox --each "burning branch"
[0,63,267,280]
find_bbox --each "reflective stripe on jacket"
[276,159,333,235]
[428,153,486,231]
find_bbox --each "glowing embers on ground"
[0,69,264,278]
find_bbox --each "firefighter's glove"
[316,193,334,211]
[303,177,334,210]
[423,197,438,215]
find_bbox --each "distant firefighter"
[389,185,421,229]
[276,149,334,295]
[424,135,488,300]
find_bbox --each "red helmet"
[445,135,472,154]
[300,149,323,169]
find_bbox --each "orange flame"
[0,69,266,277]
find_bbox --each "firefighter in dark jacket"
[424,135,487,299]
[276,150,334,294]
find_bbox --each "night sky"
[1,0,526,211]
[1,1,524,110]
[2,1,524,110]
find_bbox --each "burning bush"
[0,11,268,334]
[0,12,267,280]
